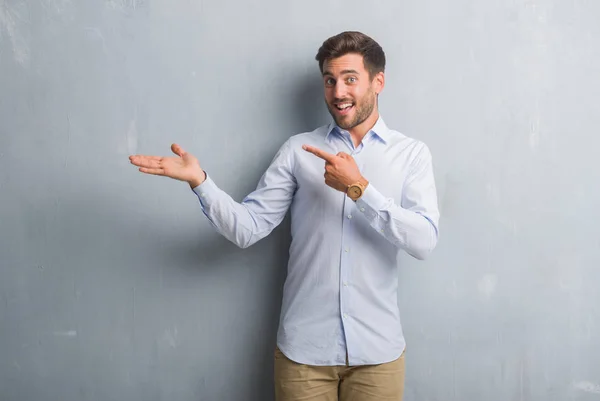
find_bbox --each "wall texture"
[1,1,599,400]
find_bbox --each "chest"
[295,142,413,204]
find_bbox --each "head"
[315,31,386,131]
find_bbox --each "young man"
[130,31,440,401]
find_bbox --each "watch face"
[349,186,362,198]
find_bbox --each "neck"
[347,108,380,147]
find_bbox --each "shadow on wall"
[287,69,331,134]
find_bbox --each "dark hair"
[315,31,386,79]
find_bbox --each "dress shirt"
[192,116,440,366]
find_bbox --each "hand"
[302,145,367,192]
[129,144,205,188]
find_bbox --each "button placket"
[340,181,354,326]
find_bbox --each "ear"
[373,71,385,94]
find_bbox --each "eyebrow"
[322,69,360,76]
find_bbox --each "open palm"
[129,144,205,187]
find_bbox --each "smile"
[334,102,354,115]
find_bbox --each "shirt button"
[343,282,348,286]
[360,207,365,212]
[347,214,352,219]
[343,313,348,318]
[345,248,349,253]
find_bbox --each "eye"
[325,78,335,86]
[347,77,357,84]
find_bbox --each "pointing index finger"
[302,145,336,163]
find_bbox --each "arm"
[129,141,296,249]
[302,142,439,260]
[192,139,296,248]
[356,143,439,260]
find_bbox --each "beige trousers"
[274,347,405,401]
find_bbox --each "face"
[322,53,384,131]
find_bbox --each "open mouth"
[334,102,354,116]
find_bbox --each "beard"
[327,88,377,130]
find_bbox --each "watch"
[347,180,367,201]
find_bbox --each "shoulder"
[385,126,433,162]
[268,124,331,165]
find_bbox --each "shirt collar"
[325,115,391,144]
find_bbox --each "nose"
[333,81,347,99]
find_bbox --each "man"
[130,31,439,401]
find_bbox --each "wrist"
[188,170,206,188]
[358,176,369,188]
[346,176,369,201]
[345,176,368,188]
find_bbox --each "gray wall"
[1,1,599,400]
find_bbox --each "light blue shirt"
[192,116,440,366]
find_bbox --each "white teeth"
[336,103,352,110]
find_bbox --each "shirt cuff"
[356,183,387,225]
[191,174,220,207]
[356,183,387,211]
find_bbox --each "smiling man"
[130,31,440,401]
